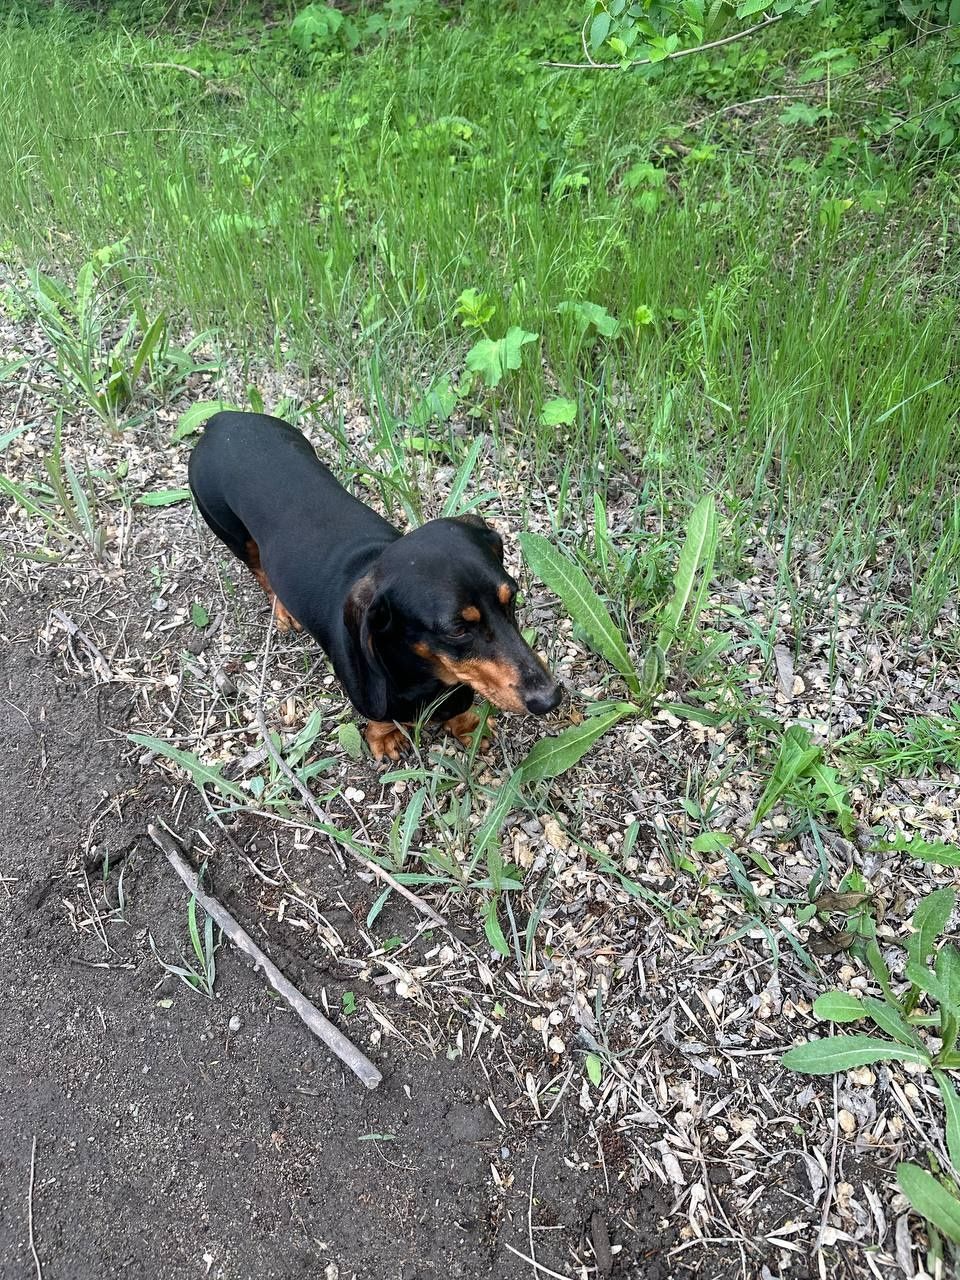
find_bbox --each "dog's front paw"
[364,720,410,761]
[443,709,496,753]
[273,600,303,633]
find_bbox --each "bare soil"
[0,577,904,1280]
[0,587,683,1280]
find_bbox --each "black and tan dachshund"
[188,411,562,760]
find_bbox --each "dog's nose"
[525,682,562,716]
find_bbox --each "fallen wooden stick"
[148,823,382,1091]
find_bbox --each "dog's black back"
[189,412,410,711]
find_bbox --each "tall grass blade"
[518,706,635,783]
[469,772,522,875]
[131,312,166,383]
[935,1071,960,1174]
[519,533,639,694]
[441,436,485,517]
[752,726,821,827]
[656,494,718,654]
[782,1036,929,1073]
[128,733,248,801]
[896,1163,960,1244]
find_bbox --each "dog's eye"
[448,623,469,640]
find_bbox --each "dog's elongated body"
[188,411,561,758]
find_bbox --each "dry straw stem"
[148,822,383,1091]
[253,701,447,928]
[28,1135,42,1280]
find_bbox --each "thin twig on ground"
[817,1075,841,1256]
[9,360,38,439]
[148,821,383,1090]
[528,1155,539,1275]
[686,90,818,129]
[141,60,206,80]
[503,1241,575,1280]
[28,1136,42,1280]
[50,609,113,682]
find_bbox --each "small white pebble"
[848,1067,875,1087]
[228,1015,241,1033]
[548,1036,566,1054]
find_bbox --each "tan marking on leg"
[272,599,303,633]
[245,539,302,632]
[364,720,411,762]
[245,538,268,590]
[443,709,496,752]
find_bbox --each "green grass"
[1,2,958,624]
[845,709,960,781]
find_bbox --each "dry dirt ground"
[2,271,960,1279]
[2,588,675,1280]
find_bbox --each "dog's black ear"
[343,574,391,721]
[453,513,504,563]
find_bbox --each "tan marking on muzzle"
[413,642,525,713]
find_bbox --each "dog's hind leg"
[242,539,303,633]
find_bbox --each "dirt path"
[0,592,677,1280]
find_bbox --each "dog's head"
[344,515,562,719]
